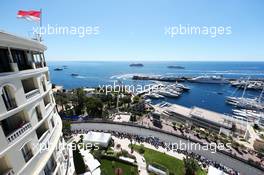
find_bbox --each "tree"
[139,144,145,154]
[62,120,71,134]
[85,97,103,117]
[72,143,86,174]
[121,96,132,108]
[183,156,199,175]
[54,91,68,114]
[133,96,140,104]
[74,88,86,115]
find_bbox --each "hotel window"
[36,122,49,140]
[1,85,17,111]
[0,48,12,73]
[35,106,42,121]
[0,156,13,175]
[50,117,55,129]
[22,77,38,94]
[32,52,43,68]
[11,49,31,71]
[44,94,51,107]
[45,72,50,81]
[41,77,47,92]
[44,155,57,174]
[21,143,33,162]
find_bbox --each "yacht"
[189,75,229,84]
[174,83,190,91]
[54,67,63,71]
[145,93,165,99]
[157,90,179,98]
[71,73,79,76]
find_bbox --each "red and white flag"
[17,10,41,22]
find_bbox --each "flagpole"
[39,8,42,41]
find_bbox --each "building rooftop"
[190,107,233,129]
[0,31,46,51]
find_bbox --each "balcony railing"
[6,122,32,143]
[38,130,50,143]
[45,103,52,110]
[35,62,44,68]
[23,150,33,162]
[2,169,15,175]
[25,89,40,99]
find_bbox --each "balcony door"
[0,48,11,73]
[1,86,16,111]
[11,49,30,71]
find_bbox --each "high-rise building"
[0,31,73,175]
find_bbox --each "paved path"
[113,137,148,175]
[71,122,264,175]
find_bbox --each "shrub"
[72,147,86,174]
[139,144,145,154]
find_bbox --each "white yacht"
[145,93,165,99]
[157,90,179,98]
[189,75,229,84]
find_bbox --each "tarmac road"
[71,122,264,175]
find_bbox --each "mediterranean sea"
[48,61,264,114]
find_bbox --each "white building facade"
[0,32,73,175]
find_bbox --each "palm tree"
[183,156,199,175]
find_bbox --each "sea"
[47,61,264,115]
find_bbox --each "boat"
[189,75,229,84]
[230,79,264,90]
[157,90,179,98]
[71,73,79,76]
[54,68,63,71]
[226,82,264,110]
[174,83,190,91]
[226,96,264,110]
[167,65,185,69]
[145,93,165,99]
[129,63,144,67]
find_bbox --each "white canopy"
[83,131,111,147]
[208,166,227,175]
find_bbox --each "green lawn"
[132,144,206,175]
[100,158,138,175]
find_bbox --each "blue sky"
[0,0,264,61]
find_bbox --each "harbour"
[48,61,264,115]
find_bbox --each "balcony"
[44,156,57,175]
[11,49,33,71]
[6,122,32,143]
[0,48,12,73]
[2,169,15,175]
[44,95,51,110]
[36,107,42,121]
[25,89,40,99]
[22,78,39,99]
[34,62,44,68]
[5,98,17,111]
[36,122,49,141]
[0,156,14,175]
[21,143,34,163]
[1,111,31,143]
